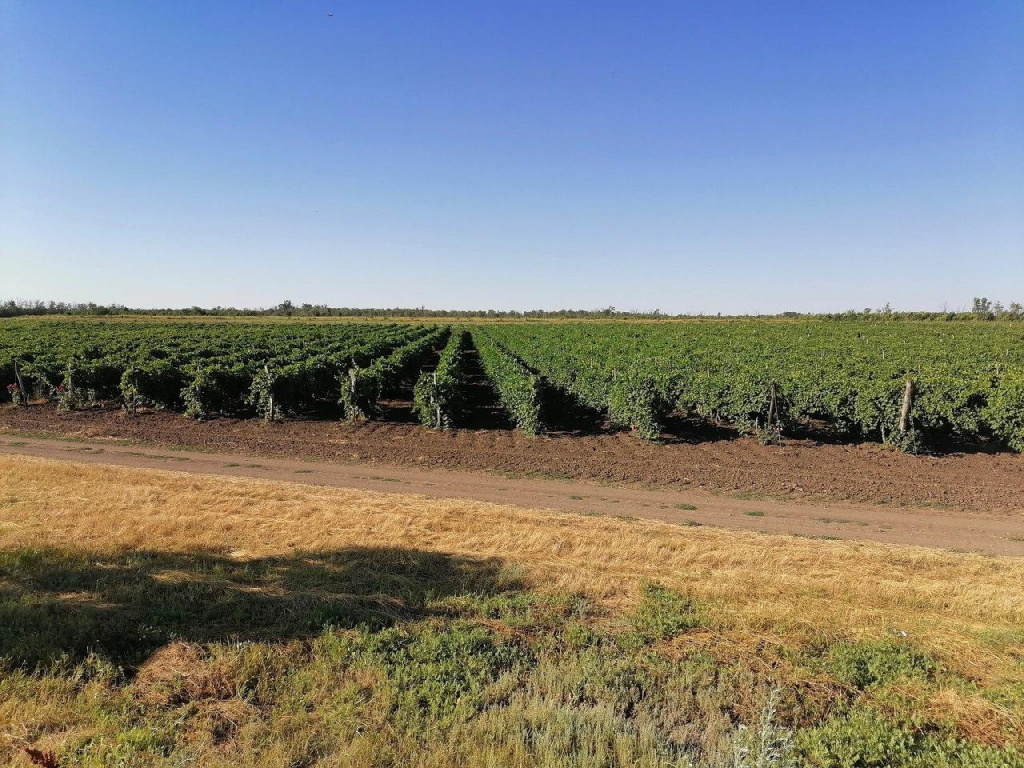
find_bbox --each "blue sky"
[1,1,1021,313]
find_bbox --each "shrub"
[181,364,251,419]
[120,362,186,414]
[608,366,676,442]
[732,689,798,768]
[826,640,938,691]
[246,365,279,422]
[987,371,1024,452]
[797,707,1024,768]
[6,383,25,405]
[473,331,545,435]
[413,331,467,429]
[340,329,447,421]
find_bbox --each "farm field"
[3,317,1024,452]
[1,455,1023,767]
[6,1,1019,765]
[3,316,1024,766]
[3,316,1024,518]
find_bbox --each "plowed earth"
[1,400,1022,519]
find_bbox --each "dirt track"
[1,429,1022,556]
[3,403,1024,511]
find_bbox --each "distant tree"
[1,296,1023,321]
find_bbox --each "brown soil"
[2,431,1023,555]
[1,400,1023,514]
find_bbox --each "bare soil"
[2,402,1023,513]
[1,432,1022,555]
[1,402,1023,555]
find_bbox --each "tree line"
[2,298,1022,321]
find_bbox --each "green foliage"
[472,330,545,435]
[797,708,1024,768]
[413,330,467,428]
[732,689,798,768]
[0,318,432,420]
[119,361,186,414]
[246,365,279,422]
[5,383,25,405]
[825,640,938,690]
[629,582,701,641]
[354,622,530,728]
[181,363,251,419]
[481,321,1024,450]
[3,317,1024,450]
[986,371,1024,451]
[608,365,676,441]
[339,328,448,420]
[2,544,1022,767]
[54,362,86,412]
[46,358,121,411]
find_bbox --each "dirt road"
[2,434,1022,556]
[3,403,1024,514]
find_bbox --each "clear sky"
[1,1,1022,313]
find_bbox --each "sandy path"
[2,434,1021,556]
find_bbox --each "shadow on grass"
[0,545,521,670]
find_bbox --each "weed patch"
[825,640,939,690]
[628,583,701,642]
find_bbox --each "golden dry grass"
[3,453,1024,765]
[1,452,1021,689]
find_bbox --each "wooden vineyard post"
[433,371,442,428]
[13,360,27,405]
[264,364,275,422]
[899,379,914,433]
[767,382,778,429]
[345,365,359,420]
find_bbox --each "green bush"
[826,640,937,690]
[181,363,251,419]
[355,622,531,729]
[629,583,700,641]
[797,708,1024,768]
[473,330,544,435]
[246,365,279,422]
[987,371,1024,452]
[413,330,467,429]
[339,328,448,421]
[54,358,121,410]
[608,366,676,441]
[119,361,186,413]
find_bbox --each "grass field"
[1,455,1023,767]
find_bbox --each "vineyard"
[476,321,1024,451]
[0,320,444,424]
[2,318,1024,452]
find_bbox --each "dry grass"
[1,454,1021,683]
[2,454,1024,766]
